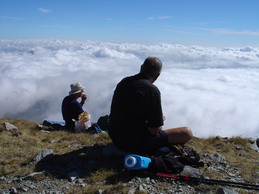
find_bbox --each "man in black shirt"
[109,57,193,154]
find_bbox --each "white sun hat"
[69,82,85,95]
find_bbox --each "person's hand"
[80,93,87,105]
[81,93,87,101]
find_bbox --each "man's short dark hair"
[140,57,162,77]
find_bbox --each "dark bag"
[97,115,110,131]
[42,120,65,130]
[87,123,103,134]
[149,153,185,174]
[169,145,202,167]
[148,145,203,174]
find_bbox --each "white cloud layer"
[0,40,259,138]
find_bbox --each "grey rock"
[67,171,79,182]
[0,176,7,181]
[21,187,28,192]
[37,124,51,131]
[75,179,84,184]
[40,130,51,133]
[4,122,18,131]
[79,183,86,187]
[128,189,136,194]
[32,149,54,163]
[145,177,150,182]
[12,177,22,182]
[250,140,259,152]
[214,153,226,163]
[95,189,104,194]
[29,185,36,189]
[180,165,203,178]
[235,146,241,150]
[216,188,238,194]
[248,138,255,144]
[138,184,145,192]
[202,153,230,170]
[9,187,17,194]
[22,170,48,180]
[135,177,142,182]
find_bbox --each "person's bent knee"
[183,126,193,140]
[164,126,193,145]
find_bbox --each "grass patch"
[87,169,116,184]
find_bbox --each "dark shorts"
[109,128,169,155]
[142,130,169,154]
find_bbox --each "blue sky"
[0,0,259,46]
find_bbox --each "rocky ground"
[0,122,259,194]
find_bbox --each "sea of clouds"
[0,40,259,137]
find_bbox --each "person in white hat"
[62,82,87,131]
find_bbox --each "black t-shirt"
[109,73,164,152]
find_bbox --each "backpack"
[148,145,203,174]
[97,115,110,131]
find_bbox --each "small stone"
[32,149,54,163]
[248,138,255,144]
[136,177,142,182]
[235,146,241,150]
[29,185,36,189]
[0,176,6,181]
[9,187,18,193]
[216,188,238,194]
[138,185,145,191]
[95,189,104,194]
[128,189,136,194]
[21,187,28,192]
[180,165,203,178]
[250,140,259,152]
[50,140,58,144]
[68,171,79,182]
[40,130,51,133]
[227,172,236,177]
[22,170,47,180]
[4,122,18,131]
[76,179,84,184]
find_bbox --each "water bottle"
[124,154,152,170]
